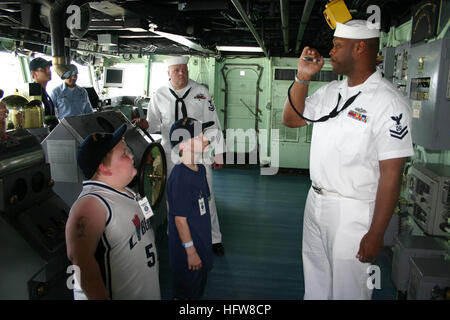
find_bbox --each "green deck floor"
[156,166,397,300]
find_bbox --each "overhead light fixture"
[216,46,263,52]
[151,30,215,55]
[98,34,118,46]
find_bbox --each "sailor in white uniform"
[147,56,226,255]
[283,20,414,299]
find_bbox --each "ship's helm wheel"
[138,142,167,209]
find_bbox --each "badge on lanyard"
[198,191,206,215]
[138,196,154,220]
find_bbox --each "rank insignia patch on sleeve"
[389,113,408,139]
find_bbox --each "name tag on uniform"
[199,198,206,215]
[138,196,154,220]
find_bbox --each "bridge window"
[149,62,169,95]
[106,63,146,97]
[0,52,25,96]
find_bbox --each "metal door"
[221,64,263,161]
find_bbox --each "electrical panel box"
[407,256,450,300]
[391,235,446,292]
[407,38,450,150]
[407,163,450,237]
[392,42,410,97]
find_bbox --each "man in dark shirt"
[29,57,58,130]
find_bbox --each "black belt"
[169,87,191,121]
[311,185,340,196]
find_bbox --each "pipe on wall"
[230,0,268,57]
[295,0,316,53]
[35,0,91,77]
[280,0,289,54]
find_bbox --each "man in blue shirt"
[50,64,94,120]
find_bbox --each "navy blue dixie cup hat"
[169,117,214,147]
[29,57,52,71]
[77,123,127,179]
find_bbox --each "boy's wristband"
[182,241,194,248]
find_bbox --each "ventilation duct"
[35,0,90,78]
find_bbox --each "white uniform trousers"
[302,187,374,300]
[165,152,222,244]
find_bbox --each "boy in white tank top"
[65,124,161,300]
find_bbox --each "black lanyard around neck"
[287,81,361,123]
[169,87,191,120]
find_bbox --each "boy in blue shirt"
[167,117,214,299]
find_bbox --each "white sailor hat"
[334,19,380,39]
[165,56,189,67]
